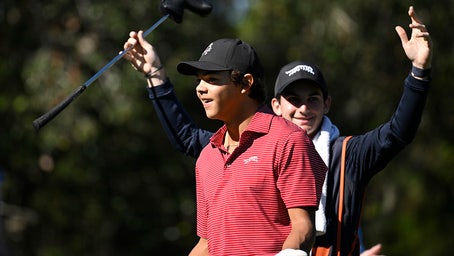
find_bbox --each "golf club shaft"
[32,14,169,131]
[83,14,169,88]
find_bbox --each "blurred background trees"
[1,0,453,255]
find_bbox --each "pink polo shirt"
[195,107,327,256]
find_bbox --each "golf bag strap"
[312,136,352,256]
[336,136,352,256]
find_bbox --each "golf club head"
[185,0,212,16]
[160,0,213,23]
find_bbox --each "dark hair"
[231,70,266,104]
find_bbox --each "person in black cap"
[271,6,431,255]
[123,34,327,256]
[123,5,432,256]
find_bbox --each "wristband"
[145,65,163,79]
[411,66,431,80]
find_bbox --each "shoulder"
[269,116,312,147]
[249,107,308,140]
[331,136,352,153]
[271,115,302,132]
[272,116,307,139]
[249,108,303,134]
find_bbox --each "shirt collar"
[210,105,274,148]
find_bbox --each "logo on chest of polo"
[225,155,259,167]
[243,156,258,164]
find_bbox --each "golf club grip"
[32,85,87,131]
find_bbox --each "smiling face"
[195,71,244,122]
[271,80,331,138]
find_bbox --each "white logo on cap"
[285,65,315,76]
[202,43,213,56]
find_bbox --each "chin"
[296,124,310,132]
[296,124,312,135]
[205,114,215,119]
[204,112,218,120]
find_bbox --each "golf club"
[32,15,169,131]
[32,0,213,131]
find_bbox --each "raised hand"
[122,31,162,75]
[395,6,432,69]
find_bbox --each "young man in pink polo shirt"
[124,37,327,255]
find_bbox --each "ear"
[241,73,254,93]
[271,97,283,116]
[323,95,332,114]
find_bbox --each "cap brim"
[177,61,229,75]
[275,78,325,97]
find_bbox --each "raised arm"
[389,5,432,143]
[123,31,212,158]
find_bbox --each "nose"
[196,80,207,95]
[297,102,309,112]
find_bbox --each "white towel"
[312,116,339,236]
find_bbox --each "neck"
[223,100,260,152]
[225,102,260,138]
[224,130,240,153]
[223,112,254,153]
[225,113,253,141]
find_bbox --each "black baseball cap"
[177,38,264,78]
[274,60,328,98]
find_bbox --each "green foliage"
[1,0,453,255]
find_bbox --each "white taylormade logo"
[285,65,315,76]
[202,43,213,56]
[244,156,258,164]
